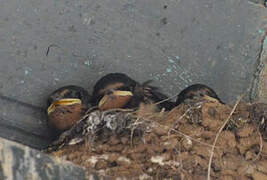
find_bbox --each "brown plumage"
[47,85,90,132]
[91,73,137,110]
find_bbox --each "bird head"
[92,73,137,110]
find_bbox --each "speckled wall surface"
[0,0,266,149]
[0,137,86,179]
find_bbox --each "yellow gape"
[98,90,133,108]
[47,98,82,115]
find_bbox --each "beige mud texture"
[49,97,267,180]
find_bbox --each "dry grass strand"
[207,95,243,180]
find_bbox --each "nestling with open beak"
[91,73,137,111]
[91,73,175,111]
[47,85,91,132]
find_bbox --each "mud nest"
[48,97,267,180]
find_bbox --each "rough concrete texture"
[0,0,266,149]
[0,137,86,180]
[258,35,267,102]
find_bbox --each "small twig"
[152,121,219,149]
[207,95,243,180]
[173,103,203,128]
[174,108,192,125]
[252,128,263,162]
[83,107,134,120]
[135,115,219,149]
[102,108,134,114]
[153,92,180,106]
[84,106,98,114]
[130,117,142,147]
[170,128,218,149]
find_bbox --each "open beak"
[98,90,133,110]
[47,98,82,115]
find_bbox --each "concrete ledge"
[0,137,86,180]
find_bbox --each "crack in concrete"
[249,29,267,102]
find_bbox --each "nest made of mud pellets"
[48,97,267,180]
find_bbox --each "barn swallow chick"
[91,73,175,111]
[47,85,90,132]
[91,73,137,111]
[175,84,224,106]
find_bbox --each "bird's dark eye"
[93,95,104,105]
[47,98,53,106]
[75,91,82,100]
[117,86,131,91]
[105,89,114,95]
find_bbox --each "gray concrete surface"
[0,0,266,149]
[0,137,86,180]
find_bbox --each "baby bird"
[175,84,224,106]
[91,73,137,110]
[47,85,90,132]
[91,73,175,111]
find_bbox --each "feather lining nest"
[44,103,165,152]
